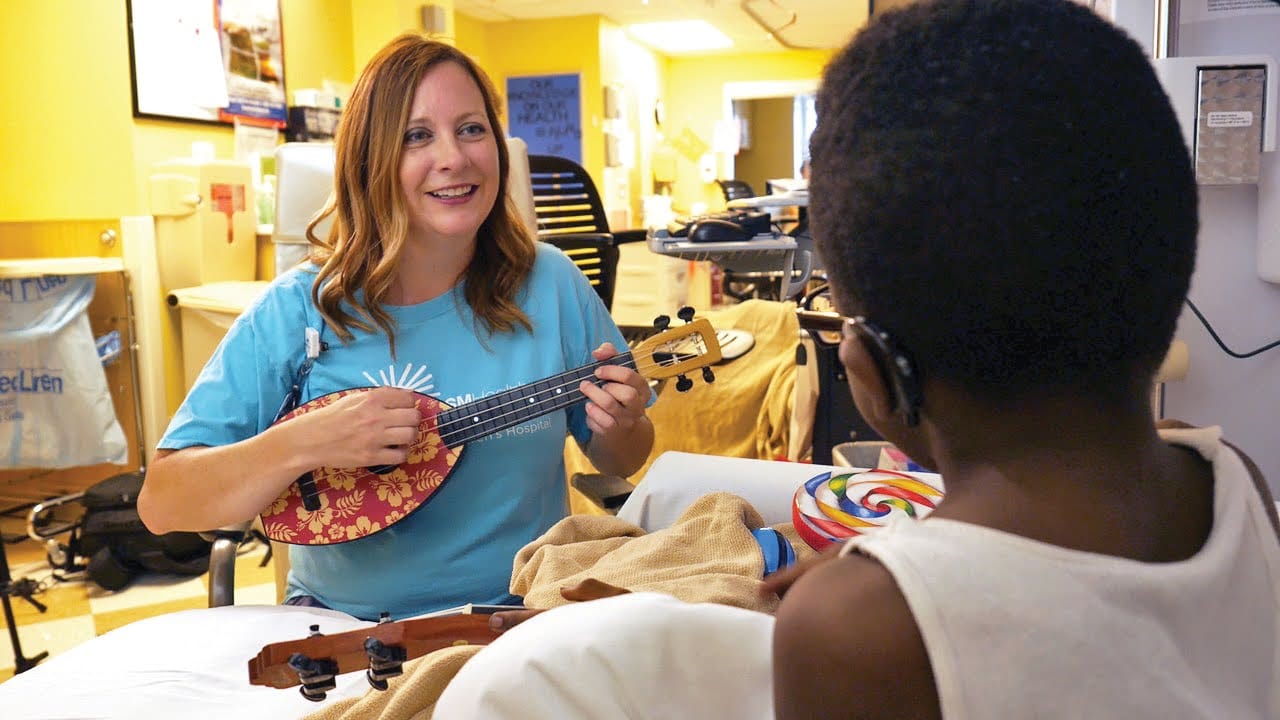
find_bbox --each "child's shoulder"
[773,551,936,719]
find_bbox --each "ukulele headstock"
[631,308,722,390]
[248,612,498,701]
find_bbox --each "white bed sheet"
[0,605,376,720]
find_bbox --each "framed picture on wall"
[126,0,287,128]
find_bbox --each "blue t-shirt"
[160,243,630,619]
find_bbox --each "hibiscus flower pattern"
[406,426,442,465]
[342,515,382,541]
[296,492,335,537]
[374,475,414,506]
[264,493,290,518]
[259,387,463,546]
[323,467,363,492]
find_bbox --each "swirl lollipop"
[791,469,944,551]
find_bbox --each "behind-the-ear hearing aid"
[846,317,923,427]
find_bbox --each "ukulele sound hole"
[367,464,399,475]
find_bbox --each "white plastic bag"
[0,274,128,468]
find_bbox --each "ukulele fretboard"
[436,352,635,445]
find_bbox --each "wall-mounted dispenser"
[1154,55,1279,283]
[149,156,258,292]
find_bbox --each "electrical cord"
[1185,298,1280,358]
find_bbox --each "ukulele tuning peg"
[702,366,716,384]
[653,314,671,331]
[677,306,696,323]
[288,652,339,702]
[676,375,693,392]
[364,637,407,691]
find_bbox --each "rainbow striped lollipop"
[791,469,944,551]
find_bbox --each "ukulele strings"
[429,349,684,444]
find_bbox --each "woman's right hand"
[141,386,421,535]
[283,386,422,471]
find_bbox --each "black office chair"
[716,179,756,202]
[527,154,620,310]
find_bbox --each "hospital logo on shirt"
[361,362,438,396]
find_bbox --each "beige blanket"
[303,492,812,719]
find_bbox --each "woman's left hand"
[580,342,651,437]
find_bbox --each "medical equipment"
[647,225,812,299]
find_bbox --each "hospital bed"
[0,450,864,720]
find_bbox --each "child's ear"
[838,334,896,426]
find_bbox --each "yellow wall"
[666,49,833,212]
[349,0,455,71]
[598,21,668,223]
[281,0,356,93]
[1,1,142,220]
[470,16,606,186]
[453,11,491,69]
[734,97,797,193]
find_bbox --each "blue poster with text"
[506,74,582,164]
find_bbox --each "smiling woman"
[137,34,656,622]
[396,61,501,292]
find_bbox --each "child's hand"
[761,543,845,600]
[488,579,630,634]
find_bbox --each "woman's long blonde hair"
[305,34,536,354]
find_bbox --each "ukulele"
[260,313,722,545]
[247,606,507,701]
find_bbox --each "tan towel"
[513,491,814,613]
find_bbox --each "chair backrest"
[526,154,618,309]
[527,154,611,236]
[717,179,756,202]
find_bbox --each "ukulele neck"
[437,352,635,445]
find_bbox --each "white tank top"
[845,426,1280,719]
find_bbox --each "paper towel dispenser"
[1153,54,1276,183]
[1154,54,1280,283]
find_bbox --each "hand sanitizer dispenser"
[149,151,258,292]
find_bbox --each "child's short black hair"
[810,0,1198,402]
